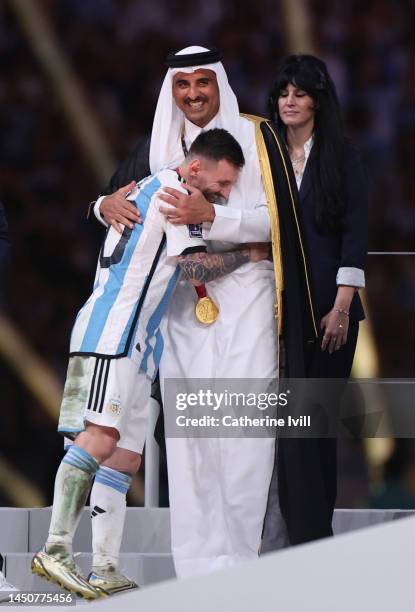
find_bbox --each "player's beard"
[203,190,227,207]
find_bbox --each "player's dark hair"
[187,128,245,169]
[268,54,346,230]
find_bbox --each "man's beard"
[203,191,227,207]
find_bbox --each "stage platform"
[0,508,415,591]
[1,510,415,612]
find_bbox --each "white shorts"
[58,355,150,454]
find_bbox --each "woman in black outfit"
[267,55,368,544]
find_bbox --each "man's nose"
[188,83,199,99]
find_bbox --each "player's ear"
[187,158,201,177]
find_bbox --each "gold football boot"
[88,569,139,595]
[31,549,105,600]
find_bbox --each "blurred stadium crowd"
[0,0,414,507]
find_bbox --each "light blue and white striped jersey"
[70,169,206,379]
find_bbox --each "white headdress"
[149,46,263,212]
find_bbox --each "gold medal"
[195,296,219,325]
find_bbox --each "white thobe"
[160,117,278,578]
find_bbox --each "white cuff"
[336,267,365,288]
[94,195,109,227]
[201,205,241,241]
[201,203,224,239]
[201,220,213,239]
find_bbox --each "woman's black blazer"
[297,142,368,322]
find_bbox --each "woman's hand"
[321,285,356,353]
[320,308,349,353]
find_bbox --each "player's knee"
[103,448,141,475]
[76,423,119,463]
[124,453,141,474]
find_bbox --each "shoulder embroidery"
[188,223,203,238]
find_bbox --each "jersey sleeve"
[154,171,207,256]
[165,220,207,256]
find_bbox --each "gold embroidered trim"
[242,113,318,338]
[251,117,284,336]
[265,122,318,337]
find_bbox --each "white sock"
[90,466,132,574]
[46,446,99,557]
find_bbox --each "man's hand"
[159,184,215,225]
[100,181,142,234]
[247,242,271,263]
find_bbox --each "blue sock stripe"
[95,466,132,494]
[62,445,99,475]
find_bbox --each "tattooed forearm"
[178,250,251,284]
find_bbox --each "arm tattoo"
[178,250,251,284]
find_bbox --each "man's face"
[172,69,220,128]
[188,158,240,202]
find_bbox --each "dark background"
[0,0,414,508]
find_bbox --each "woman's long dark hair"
[269,54,346,230]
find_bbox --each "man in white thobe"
[97,45,281,579]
